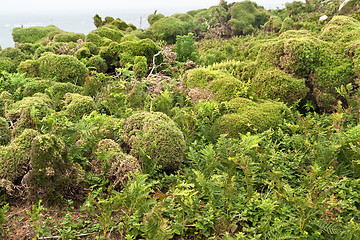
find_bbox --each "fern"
[315,220,341,236]
[0,203,9,231]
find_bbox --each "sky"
[0,0,303,14]
[0,0,304,48]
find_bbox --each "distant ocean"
[0,10,152,49]
[0,0,295,49]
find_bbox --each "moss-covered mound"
[0,129,40,183]
[5,93,54,135]
[147,17,187,43]
[37,53,87,84]
[184,68,248,102]
[250,67,309,105]
[92,139,140,188]
[229,1,270,35]
[12,25,63,44]
[62,93,97,121]
[122,111,185,171]
[216,98,289,137]
[25,134,84,202]
[0,117,10,145]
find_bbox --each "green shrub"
[175,33,197,62]
[53,32,85,42]
[99,42,122,66]
[250,67,309,105]
[0,57,17,73]
[75,47,91,60]
[87,55,108,73]
[45,82,83,109]
[92,139,140,188]
[112,19,129,31]
[280,17,295,33]
[63,93,97,121]
[119,39,161,66]
[22,79,53,97]
[184,68,248,102]
[147,17,187,43]
[0,91,13,117]
[0,47,28,65]
[229,1,269,35]
[94,26,124,43]
[5,93,54,135]
[133,56,148,79]
[216,98,289,137]
[17,59,39,78]
[320,16,360,43]
[122,111,185,171]
[12,25,63,43]
[263,16,283,33]
[26,134,84,202]
[0,129,40,182]
[37,53,87,85]
[0,117,10,145]
[148,13,166,25]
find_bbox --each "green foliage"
[133,56,148,79]
[148,13,166,25]
[0,203,8,232]
[27,200,46,239]
[147,17,187,43]
[0,129,40,182]
[53,32,85,42]
[87,55,108,73]
[229,1,270,35]
[12,25,63,43]
[122,111,185,171]
[0,57,17,73]
[184,68,248,102]
[216,98,289,137]
[0,117,10,145]
[37,53,87,85]
[93,26,124,43]
[251,67,309,105]
[63,93,97,121]
[175,33,197,62]
[5,93,54,135]
[27,134,84,202]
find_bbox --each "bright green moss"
[122,111,185,171]
[0,117,10,145]
[112,19,129,31]
[17,59,39,78]
[133,56,148,79]
[0,57,17,73]
[63,93,97,121]
[75,47,91,60]
[320,16,360,43]
[27,134,84,202]
[280,17,295,33]
[250,67,309,105]
[45,82,83,109]
[147,17,187,43]
[87,55,108,73]
[0,129,40,182]
[0,47,28,65]
[216,98,289,137]
[93,139,140,187]
[263,16,283,33]
[148,13,166,25]
[22,79,53,97]
[99,42,122,66]
[229,1,269,35]
[94,26,124,43]
[12,25,63,44]
[37,53,87,85]
[5,93,54,135]
[119,39,161,66]
[184,68,248,102]
[53,32,85,42]
[0,91,13,118]
[121,34,140,42]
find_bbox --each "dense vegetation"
[1,0,360,239]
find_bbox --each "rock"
[319,15,328,24]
